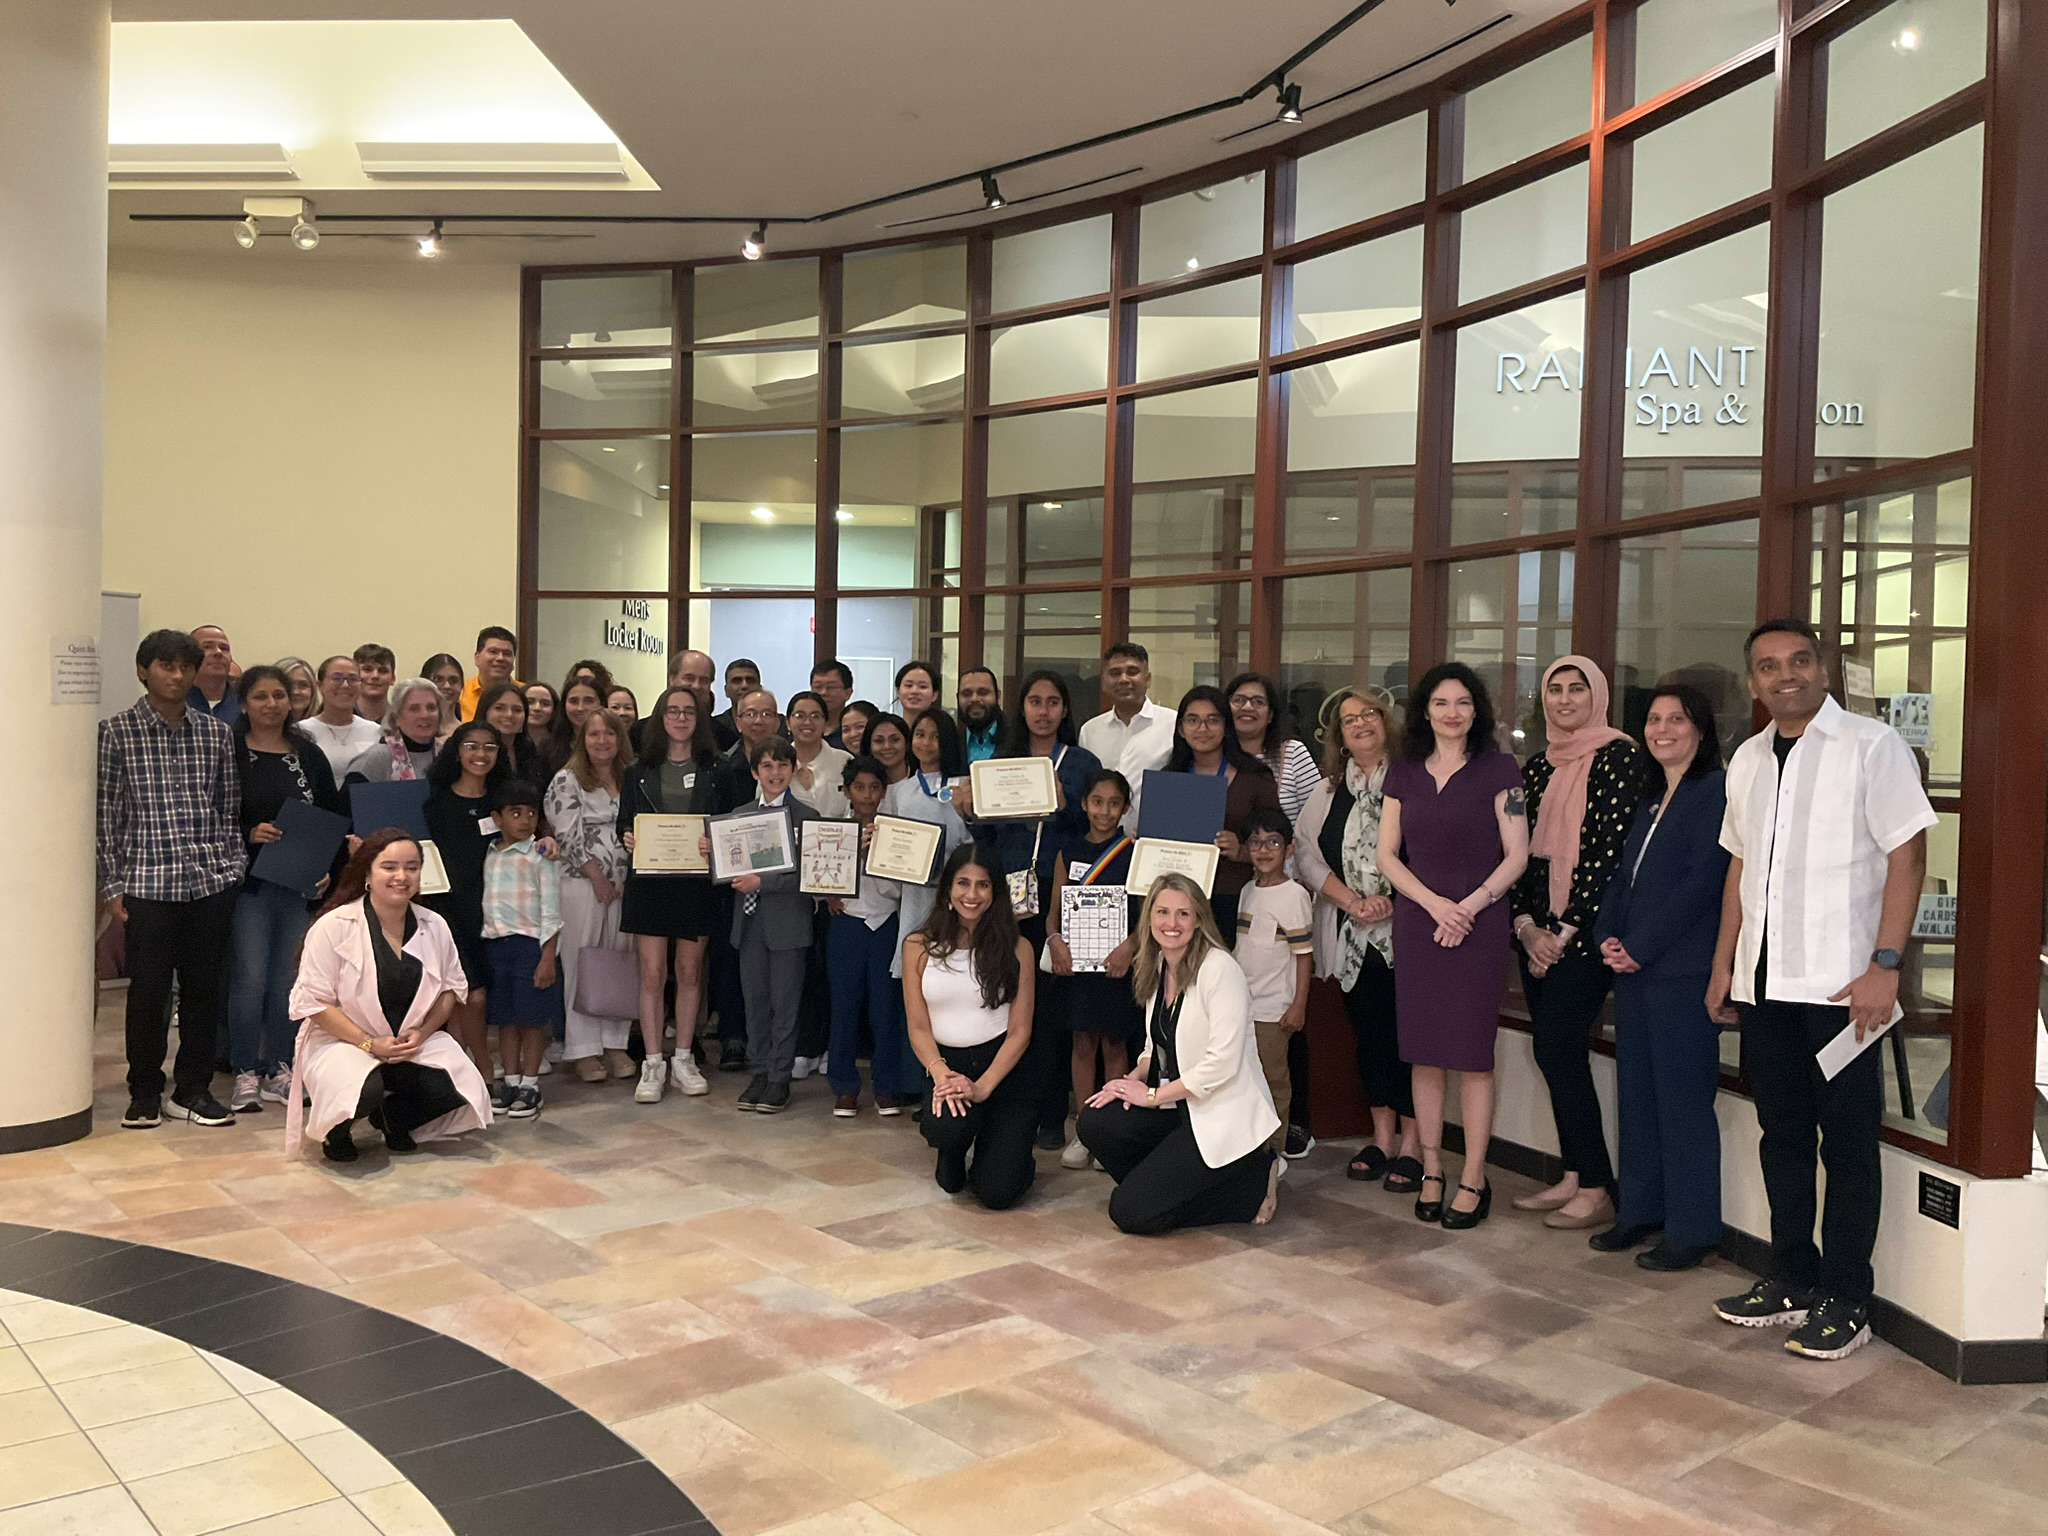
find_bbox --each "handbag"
[1007,824,1043,919]
[573,944,640,1020]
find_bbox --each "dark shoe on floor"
[935,1149,968,1194]
[757,1080,791,1114]
[323,1125,359,1163]
[122,1097,162,1130]
[1714,1278,1812,1328]
[1589,1221,1663,1253]
[720,1042,749,1072]
[832,1094,859,1118]
[489,1079,512,1110]
[506,1086,541,1120]
[1440,1180,1492,1230]
[1381,1155,1424,1193]
[1283,1126,1315,1160]
[1035,1126,1066,1152]
[1346,1145,1388,1182]
[165,1089,236,1127]
[1785,1295,1871,1360]
[737,1074,768,1111]
[874,1094,908,1117]
[1415,1171,1446,1224]
[383,1123,416,1153]
[1636,1241,1713,1272]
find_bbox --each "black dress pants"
[1343,948,1412,1118]
[1078,1102,1273,1234]
[921,1035,1037,1209]
[124,889,236,1101]
[796,905,832,1060]
[1521,949,1616,1193]
[353,1062,468,1139]
[1739,996,1883,1302]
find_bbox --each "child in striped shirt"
[1235,805,1314,1156]
[481,780,563,1119]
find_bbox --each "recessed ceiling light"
[600,445,617,452]
[1186,257,1200,271]
[835,509,853,523]
[750,506,774,521]
[656,483,670,492]
[1892,24,1923,53]
[1042,501,1062,510]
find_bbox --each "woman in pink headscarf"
[1509,657,1648,1231]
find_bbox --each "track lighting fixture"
[234,215,259,249]
[741,222,766,260]
[1276,82,1303,122]
[417,219,443,257]
[981,172,1005,210]
[291,212,320,250]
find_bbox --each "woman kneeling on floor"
[286,829,494,1163]
[1078,873,1281,1234]
[905,845,1039,1209]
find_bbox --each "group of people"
[95,613,1930,1364]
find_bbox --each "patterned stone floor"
[1,997,2045,1535]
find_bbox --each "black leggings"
[921,1035,1037,1210]
[1521,948,1615,1192]
[352,1062,467,1139]
[1344,948,1412,1118]
[1078,1102,1273,1234]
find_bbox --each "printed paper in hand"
[1817,1015,1893,1081]
[1061,886,1128,973]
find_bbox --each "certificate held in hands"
[1136,770,1227,845]
[349,778,431,839]
[250,798,349,899]
[966,757,1059,819]
[633,814,709,873]
[866,814,944,885]
[1126,837,1222,899]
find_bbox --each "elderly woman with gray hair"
[343,677,448,785]
[1293,686,1419,1191]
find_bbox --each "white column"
[0,0,108,1149]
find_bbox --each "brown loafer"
[1544,1191,1616,1230]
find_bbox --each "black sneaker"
[757,1081,791,1114]
[1283,1126,1315,1160]
[489,1078,512,1110]
[1713,1278,1812,1328]
[1034,1126,1065,1152]
[506,1086,541,1120]
[720,1042,749,1073]
[165,1089,235,1127]
[737,1073,768,1111]
[1785,1295,1871,1360]
[121,1097,161,1129]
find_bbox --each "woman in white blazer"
[1078,872,1281,1233]
[286,830,493,1163]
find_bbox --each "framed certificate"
[632,813,709,874]
[707,805,797,884]
[416,839,451,897]
[967,756,1059,819]
[799,819,862,897]
[1125,837,1221,899]
[866,814,945,885]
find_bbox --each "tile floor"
[1,1000,2044,1535]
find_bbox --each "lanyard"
[915,770,943,798]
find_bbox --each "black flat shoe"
[1636,1241,1713,1272]
[1414,1171,1446,1223]
[1440,1180,1492,1230]
[383,1123,416,1153]
[323,1126,358,1164]
[1381,1155,1423,1193]
[1589,1222,1663,1253]
[1347,1146,1388,1182]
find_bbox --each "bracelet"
[356,1037,376,1055]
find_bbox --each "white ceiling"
[107,0,1579,265]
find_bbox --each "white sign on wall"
[51,635,98,706]
[1887,692,1934,749]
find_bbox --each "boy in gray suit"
[731,738,820,1113]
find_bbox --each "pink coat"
[285,901,491,1158]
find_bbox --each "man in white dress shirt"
[1078,642,1174,828]
[1706,618,1933,1362]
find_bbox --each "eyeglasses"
[1228,695,1267,710]
[1182,714,1225,729]
[663,706,695,720]
[1338,713,1376,729]
[1245,835,1287,851]
[740,707,776,721]
[460,740,499,754]
[789,711,825,724]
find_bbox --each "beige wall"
[105,251,521,690]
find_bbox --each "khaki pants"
[1255,1020,1293,1153]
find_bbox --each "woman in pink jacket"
[287,829,493,1162]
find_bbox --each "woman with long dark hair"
[422,654,465,720]
[905,845,1038,1209]
[476,679,551,789]
[524,681,567,772]
[879,709,970,971]
[838,699,878,759]
[863,712,912,785]
[287,830,491,1163]
[1225,671,1320,824]
[563,658,617,704]
[421,720,509,1092]
[1376,662,1529,1230]
[1160,685,1281,939]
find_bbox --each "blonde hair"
[1317,685,1400,782]
[1130,873,1229,1008]
[566,706,626,792]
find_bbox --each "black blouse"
[365,899,423,1030]
[1512,738,1648,956]
[1144,986,1185,1088]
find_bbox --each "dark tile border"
[0,1223,717,1536]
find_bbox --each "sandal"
[1346,1145,1389,1182]
[1381,1155,1424,1194]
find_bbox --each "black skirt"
[620,871,715,940]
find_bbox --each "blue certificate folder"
[1136,769,1227,845]
[250,798,350,898]
[349,778,431,840]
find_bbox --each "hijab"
[1529,655,1628,918]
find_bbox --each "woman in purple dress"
[1376,663,1529,1230]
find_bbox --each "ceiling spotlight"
[741,222,766,260]
[750,505,775,521]
[981,172,1005,210]
[233,215,260,250]
[290,213,319,251]
[1276,82,1303,123]
[417,219,443,257]
[834,508,853,523]
[1186,256,1201,271]
[1892,24,1923,53]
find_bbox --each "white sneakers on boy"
[671,1053,710,1096]
[635,1057,668,1104]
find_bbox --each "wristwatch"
[1145,1085,1158,1108]
[1872,948,1904,972]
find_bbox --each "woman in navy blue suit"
[1589,684,1730,1271]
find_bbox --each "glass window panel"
[1825,0,1987,157]
[1632,0,1778,104]
[692,346,820,426]
[1814,127,1982,478]
[534,597,670,716]
[1134,275,1262,382]
[1127,581,1251,703]
[842,241,966,331]
[1447,550,1576,756]
[986,405,1106,587]
[1461,34,1594,182]
[538,271,672,349]
[693,258,819,343]
[991,215,1112,313]
[1622,224,1769,515]
[837,421,961,591]
[1283,340,1418,558]
[985,590,1104,710]
[1451,292,1585,542]
[1293,113,1428,241]
[989,311,1110,404]
[685,596,817,703]
[987,402,1106,497]
[986,497,1104,588]
[1131,380,1257,578]
[1614,519,1761,756]
[689,430,816,589]
[535,440,670,591]
[1137,173,1266,284]
[840,334,966,418]
[1287,227,1423,350]
[1459,162,1589,303]
[538,356,673,430]
[1629,75,1775,242]
[1278,570,1413,736]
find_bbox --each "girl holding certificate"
[880,709,970,974]
[905,845,1038,1209]
[1160,687,1281,939]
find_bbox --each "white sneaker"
[1059,1137,1091,1170]
[635,1057,668,1104]
[791,1056,817,1081]
[671,1052,709,1096]
[258,1071,291,1104]
[231,1072,262,1113]
[538,1057,554,1076]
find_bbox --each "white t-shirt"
[298,715,384,781]
[1234,879,1314,1022]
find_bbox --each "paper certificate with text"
[633,814,709,873]
[1125,837,1221,899]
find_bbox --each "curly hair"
[1401,663,1497,761]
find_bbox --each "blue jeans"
[229,880,312,1075]
[827,913,905,1099]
